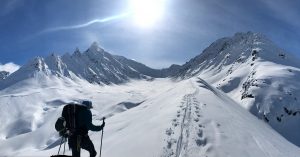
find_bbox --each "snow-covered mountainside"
[0,42,167,90]
[174,32,300,146]
[1,32,300,156]
[0,71,9,80]
[1,78,300,157]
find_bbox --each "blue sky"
[0,0,300,68]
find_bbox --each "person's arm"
[86,110,105,131]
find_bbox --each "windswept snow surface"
[1,32,300,156]
[174,32,300,147]
[0,77,299,157]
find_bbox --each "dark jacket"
[62,104,103,135]
[79,108,103,132]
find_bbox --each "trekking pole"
[63,137,66,154]
[57,137,64,155]
[99,117,106,157]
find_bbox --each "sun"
[129,0,165,28]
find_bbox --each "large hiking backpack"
[55,104,88,137]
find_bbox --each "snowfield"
[1,32,300,156]
[0,77,300,157]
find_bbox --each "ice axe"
[99,117,105,157]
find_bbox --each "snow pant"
[68,134,97,157]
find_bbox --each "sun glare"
[130,0,165,28]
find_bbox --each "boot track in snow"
[162,80,209,157]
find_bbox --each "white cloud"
[41,13,130,34]
[0,62,20,73]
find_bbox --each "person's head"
[82,100,93,109]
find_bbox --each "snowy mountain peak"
[73,48,81,56]
[88,41,104,53]
[45,53,68,76]
[0,42,171,90]
[232,31,270,43]
[0,71,9,80]
[175,31,299,78]
[233,31,261,39]
[28,57,48,72]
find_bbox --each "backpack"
[55,103,88,136]
[55,117,67,137]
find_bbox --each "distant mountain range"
[0,42,180,89]
[1,31,300,147]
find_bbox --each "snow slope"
[1,32,300,156]
[174,32,300,147]
[0,77,300,157]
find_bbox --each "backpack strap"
[73,104,76,129]
[66,104,79,134]
[68,105,74,132]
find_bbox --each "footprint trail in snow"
[163,81,213,157]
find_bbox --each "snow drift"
[0,32,300,156]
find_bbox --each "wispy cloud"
[0,62,20,73]
[41,13,130,34]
